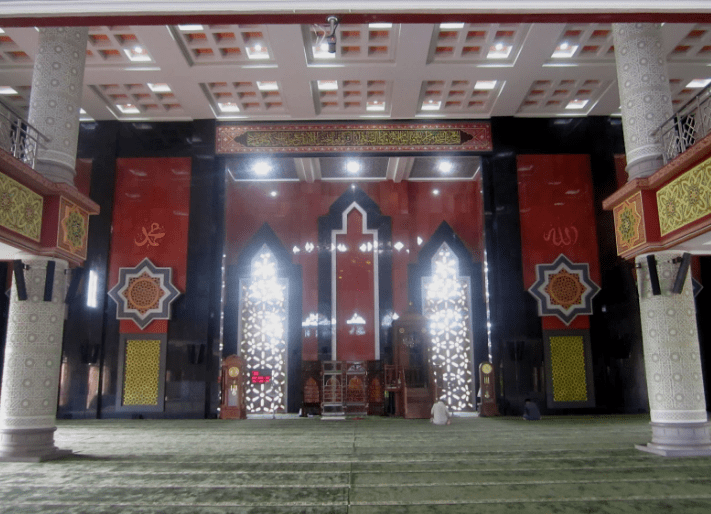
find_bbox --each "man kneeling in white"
[431,399,451,425]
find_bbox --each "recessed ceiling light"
[551,42,579,58]
[366,100,386,111]
[474,80,497,90]
[217,102,240,112]
[369,23,393,29]
[0,29,5,34]
[432,189,440,196]
[440,23,465,29]
[487,43,512,59]
[270,191,278,197]
[565,99,589,110]
[421,100,441,111]
[687,78,711,89]
[317,80,339,91]
[178,24,204,31]
[253,161,272,175]
[257,81,279,91]
[123,46,151,62]
[393,241,404,251]
[246,44,269,60]
[346,161,361,173]
[117,103,140,114]
[147,83,171,93]
[0,86,18,95]
[438,161,453,173]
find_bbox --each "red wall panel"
[109,157,192,333]
[517,155,600,330]
[226,179,484,361]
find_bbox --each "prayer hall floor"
[1,414,711,513]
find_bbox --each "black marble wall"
[53,116,708,419]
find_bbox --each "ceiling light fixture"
[487,42,512,59]
[147,83,171,93]
[432,189,440,196]
[178,24,203,31]
[687,78,711,89]
[552,42,579,58]
[0,86,18,95]
[124,46,151,62]
[421,100,442,111]
[474,80,497,90]
[565,99,589,110]
[117,103,140,114]
[217,102,240,112]
[440,23,465,29]
[366,100,386,111]
[253,161,272,175]
[346,160,361,173]
[438,161,453,173]
[246,43,269,60]
[317,80,339,90]
[369,23,392,29]
[257,81,279,91]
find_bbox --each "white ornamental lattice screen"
[238,245,288,413]
[422,242,474,411]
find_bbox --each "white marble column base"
[636,421,711,457]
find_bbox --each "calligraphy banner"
[517,155,601,331]
[216,123,492,154]
[109,158,192,333]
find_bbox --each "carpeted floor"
[1,414,711,513]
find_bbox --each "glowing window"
[238,245,288,414]
[422,243,474,411]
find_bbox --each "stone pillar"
[0,257,70,461]
[635,251,711,457]
[27,27,88,186]
[613,23,673,180]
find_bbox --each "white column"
[28,27,88,186]
[612,23,673,180]
[0,256,70,461]
[635,251,711,456]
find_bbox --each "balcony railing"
[0,98,49,169]
[655,82,711,165]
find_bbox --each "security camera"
[326,34,337,54]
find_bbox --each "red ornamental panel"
[517,155,601,330]
[109,157,191,333]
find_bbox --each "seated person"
[523,398,541,420]
[431,399,452,425]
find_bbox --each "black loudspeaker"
[65,267,84,303]
[647,255,661,296]
[671,252,692,295]
[43,260,55,302]
[12,260,27,301]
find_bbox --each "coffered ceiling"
[1,21,711,123]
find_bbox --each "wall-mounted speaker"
[671,252,692,295]
[43,260,55,302]
[647,255,661,296]
[12,260,27,301]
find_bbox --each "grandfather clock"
[479,361,499,417]
[219,354,247,420]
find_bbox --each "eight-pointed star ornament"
[108,257,180,329]
[528,253,600,325]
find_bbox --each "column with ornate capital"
[27,27,88,186]
[612,23,673,180]
[635,251,711,456]
[0,257,71,461]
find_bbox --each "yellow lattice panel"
[122,339,161,406]
[549,336,588,403]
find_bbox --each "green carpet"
[1,415,711,513]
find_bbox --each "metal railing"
[0,98,49,169]
[654,82,711,165]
